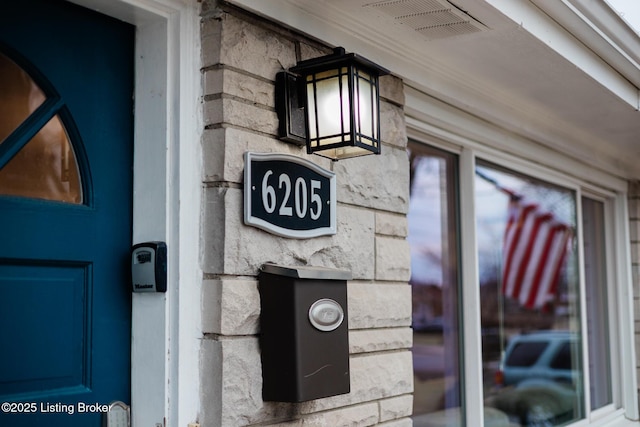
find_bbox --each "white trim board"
[405,86,629,192]
[67,1,203,426]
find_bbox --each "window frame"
[578,191,618,422]
[407,124,638,426]
[407,143,465,421]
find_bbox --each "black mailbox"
[259,263,351,402]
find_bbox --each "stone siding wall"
[199,3,412,426]
[629,181,640,402]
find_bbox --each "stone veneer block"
[207,187,376,278]
[628,194,640,220]
[377,418,412,427]
[272,403,379,426]
[333,148,409,213]
[201,128,227,183]
[200,339,223,427]
[201,186,228,274]
[202,279,260,336]
[204,68,275,108]
[633,267,640,294]
[375,236,411,282]
[202,338,413,426]
[628,181,640,197]
[201,17,222,68]
[379,75,405,106]
[298,43,333,61]
[380,102,407,148]
[348,283,411,329]
[297,351,414,414]
[629,219,640,241]
[200,338,266,427]
[218,13,297,80]
[204,97,278,135]
[379,395,413,422]
[349,328,412,354]
[632,242,640,269]
[202,127,330,185]
[376,211,408,237]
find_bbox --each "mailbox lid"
[260,263,351,281]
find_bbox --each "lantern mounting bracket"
[276,70,307,146]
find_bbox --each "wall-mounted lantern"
[276,47,389,160]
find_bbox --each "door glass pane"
[408,144,463,426]
[0,115,82,203]
[0,52,46,143]
[0,50,82,204]
[582,197,612,409]
[476,162,584,426]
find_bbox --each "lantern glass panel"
[354,69,376,146]
[327,146,373,159]
[306,68,350,148]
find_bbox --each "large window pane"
[408,144,463,426]
[476,162,584,426]
[582,197,612,409]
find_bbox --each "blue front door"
[0,0,133,425]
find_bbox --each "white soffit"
[488,0,640,107]
[534,0,640,85]
[226,0,640,178]
[365,0,488,40]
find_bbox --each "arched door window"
[0,51,82,204]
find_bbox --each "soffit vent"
[365,0,489,41]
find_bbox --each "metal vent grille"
[365,0,488,40]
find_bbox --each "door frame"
[66,1,202,426]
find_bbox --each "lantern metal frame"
[276,47,389,160]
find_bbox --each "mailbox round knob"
[308,298,344,332]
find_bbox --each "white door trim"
[67,1,202,426]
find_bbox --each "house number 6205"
[261,170,322,220]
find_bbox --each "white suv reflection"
[491,330,580,426]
